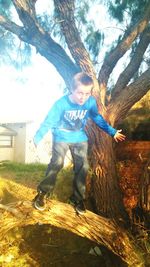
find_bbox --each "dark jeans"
[38,141,89,202]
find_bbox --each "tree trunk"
[0,198,144,267]
[87,124,127,220]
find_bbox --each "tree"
[0,0,150,265]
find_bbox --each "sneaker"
[33,191,46,211]
[75,200,86,215]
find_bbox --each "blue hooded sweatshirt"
[34,95,117,145]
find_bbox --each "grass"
[0,161,47,172]
[0,161,74,199]
[0,161,48,189]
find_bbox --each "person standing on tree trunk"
[33,72,125,214]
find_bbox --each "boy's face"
[70,84,93,105]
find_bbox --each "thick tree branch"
[0,15,24,36]
[53,0,95,76]
[108,68,150,125]
[112,27,150,99]
[0,13,78,87]
[53,0,99,95]
[98,2,150,86]
[12,0,37,23]
[0,200,144,267]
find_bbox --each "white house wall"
[25,123,52,164]
[13,123,26,163]
[0,138,15,162]
[0,122,73,165]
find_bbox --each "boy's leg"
[70,142,89,214]
[33,142,68,210]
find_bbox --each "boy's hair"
[71,72,93,91]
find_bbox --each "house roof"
[0,117,32,124]
[0,125,17,136]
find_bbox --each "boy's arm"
[91,113,117,136]
[33,113,52,145]
[89,98,125,141]
[34,101,61,145]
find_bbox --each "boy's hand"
[114,129,126,142]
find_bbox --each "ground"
[0,162,105,267]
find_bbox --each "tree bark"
[86,124,126,220]
[109,68,150,125]
[53,0,96,79]
[0,199,144,267]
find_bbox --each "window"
[0,135,13,148]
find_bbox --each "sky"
[0,1,64,124]
[0,1,124,125]
[0,52,64,123]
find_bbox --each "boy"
[33,72,125,214]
